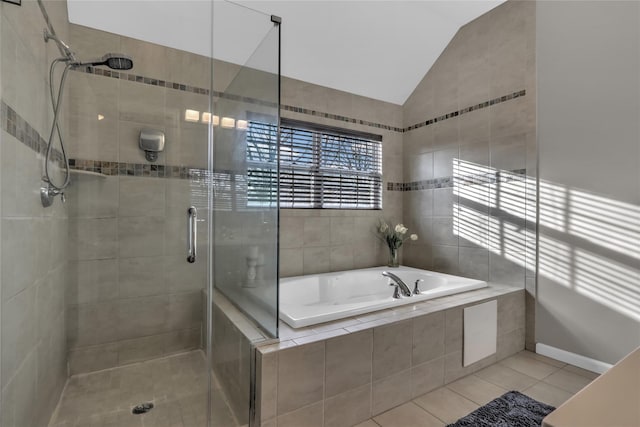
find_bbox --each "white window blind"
[246,118,382,209]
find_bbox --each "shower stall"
[0,0,280,426]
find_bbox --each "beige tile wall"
[0,1,70,426]
[279,77,404,277]
[401,0,536,350]
[211,301,252,426]
[257,290,525,426]
[64,24,211,373]
[211,290,274,427]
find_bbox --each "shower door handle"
[187,206,197,263]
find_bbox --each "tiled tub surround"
[255,285,525,427]
[400,0,537,351]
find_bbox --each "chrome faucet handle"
[389,282,402,299]
[413,279,424,295]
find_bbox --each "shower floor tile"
[48,351,240,427]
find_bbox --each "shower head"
[79,53,134,71]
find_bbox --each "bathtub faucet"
[382,271,412,298]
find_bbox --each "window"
[246,118,382,209]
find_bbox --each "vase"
[387,246,399,268]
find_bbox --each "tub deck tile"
[293,328,350,345]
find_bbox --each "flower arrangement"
[377,219,418,267]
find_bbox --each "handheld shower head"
[79,53,134,70]
[43,30,77,63]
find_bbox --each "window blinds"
[246,119,382,209]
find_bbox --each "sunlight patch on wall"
[538,235,573,288]
[539,180,568,232]
[453,158,639,323]
[569,190,640,258]
[575,249,640,321]
[455,204,490,248]
[490,175,527,220]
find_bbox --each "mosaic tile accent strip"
[387,168,528,192]
[76,68,526,136]
[0,99,211,180]
[0,100,64,163]
[77,67,403,132]
[81,66,211,95]
[281,104,405,132]
[3,98,528,193]
[405,90,527,132]
[69,158,211,179]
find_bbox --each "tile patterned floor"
[48,349,598,427]
[48,351,239,427]
[357,350,599,427]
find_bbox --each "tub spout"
[382,271,412,298]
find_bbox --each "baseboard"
[536,343,613,374]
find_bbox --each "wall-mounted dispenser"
[139,129,165,162]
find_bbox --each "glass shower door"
[212,5,280,337]
[0,0,279,425]
[208,2,280,426]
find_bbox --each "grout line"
[473,363,539,389]
[412,397,450,425]
[444,382,486,407]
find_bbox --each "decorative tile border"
[79,67,403,132]
[77,68,526,136]
[2,97,528,194]
[387,168,527,192]
[69,158,210,179]
[405,90,527,132]
[281,104,405,132]
[82,66,210,95]
[0,99,212,179]
[0,100,64,163]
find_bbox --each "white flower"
[410,234,418,241]
[395,224,408,234]
[379,222,388,233]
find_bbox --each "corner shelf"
[69,169,108,179]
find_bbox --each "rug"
[447,391,556,427]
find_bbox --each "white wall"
[536,1,640,365]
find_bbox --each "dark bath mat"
[447,391,555,427]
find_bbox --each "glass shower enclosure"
[0,0,280,426]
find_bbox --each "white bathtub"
[279,266,487,328]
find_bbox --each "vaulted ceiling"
[68,0,504,105]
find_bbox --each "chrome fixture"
[40,185,65,208]
[37,0,134,207]
[139,129,165,162]
[187,207,197,263]
[43,29,77,63]
[413,279,423,295]
[383,271,412,298]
